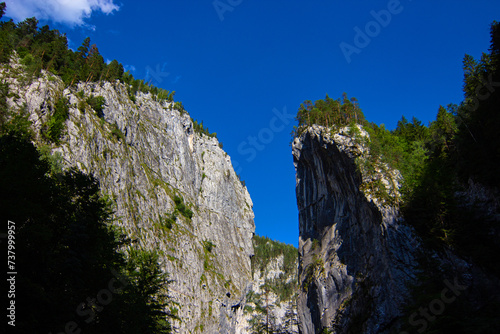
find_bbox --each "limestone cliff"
[292,125,421,333]
[244,235,300,333]
[1,59,254,333]
[292,125,500,334]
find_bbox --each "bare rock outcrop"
[292,125,420,333]
[2,61,255,333]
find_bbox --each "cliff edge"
[292,124,500,333]
[1,58,255,333]
[292,125,421,333]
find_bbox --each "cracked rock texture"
[292,125,500,334]
[2,62,255,333]
[292,125,421,334]
[245,253,299,333]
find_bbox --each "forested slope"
[0,3,256,333]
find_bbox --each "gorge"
[1,9,499,333]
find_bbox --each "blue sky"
[5,0,500,247]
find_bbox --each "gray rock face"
[292,126,421,334]
[2,62,255,333]
[245,251,299,333]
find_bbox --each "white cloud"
[4,0,120,27]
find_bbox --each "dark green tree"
[0,130,174,333]
[0,2,5,19]
[293,93,365,134]
[455,21,500,187]
[105,59,124,82]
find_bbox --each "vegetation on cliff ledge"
[0,4,180,330]
[293,21,499,261]
[0,127,175,333]
[248,235,299,333]
[0,2,216,141]
[294,21,500,333]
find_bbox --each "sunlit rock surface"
[2,62,255,333]
[292,125,420,333]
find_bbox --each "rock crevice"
[293,126,419,334]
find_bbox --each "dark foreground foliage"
[0,125,174,333]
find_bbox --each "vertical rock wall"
[292,126,420,333]
[1,63,255,333]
